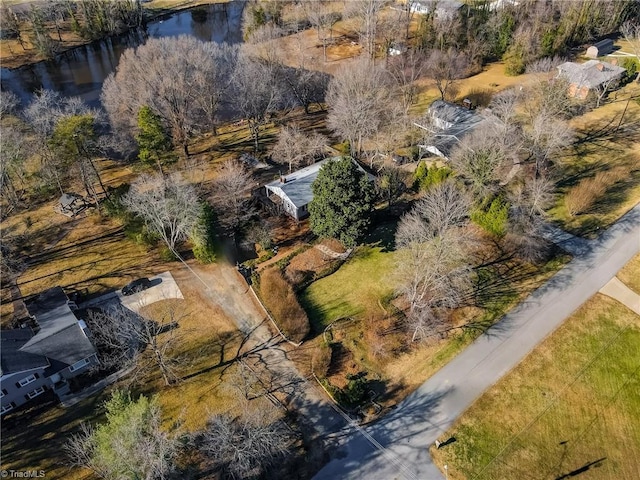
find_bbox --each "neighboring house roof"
[20,287,96,366]
[557,60,625,89]
[0,329,49,376]
[586,39,614,58]
[415,100,491,158]
[265,159,332,210]
[411,0,462,17]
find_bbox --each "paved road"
[315,203,640,480]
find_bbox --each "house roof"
[1,329,49,376]
[416,100,491,158]
[265,159,332,209]
[591,39,614,50]
[557,60,625,89]
[21,287,96,366]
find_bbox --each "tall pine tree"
[136,106,172,174]
[309,157,374,247]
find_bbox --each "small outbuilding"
[54,193,87,217]
[586,39,614,59]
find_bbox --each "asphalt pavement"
[314,203,640,480]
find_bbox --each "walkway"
[314,203,640,480]
[599,276,640,315]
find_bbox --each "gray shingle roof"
[21,287,96,366]
[416,100,491,158]
[557,60,625,89]
[0,329,49,375]
[265,159,331,209]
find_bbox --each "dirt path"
[189,260,349,444]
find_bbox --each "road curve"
[314,203,640,480]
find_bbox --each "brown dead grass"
[617,253,640,295]
[551,81,640,236]
[260,267,310,342]
[137,266,251,432]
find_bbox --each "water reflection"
[0,1,245,107]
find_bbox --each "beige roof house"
[556,60,625,99]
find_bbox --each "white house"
[264,158,373,221]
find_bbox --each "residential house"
[556,60,626,99]
[54,193,87,217]
[263,158,373,221]
[409,0,462,20]
[487,0,520,11]
[586,39,615,59]
[1,287,98,415]
[414,99,490,159]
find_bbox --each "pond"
[0,1,245,107]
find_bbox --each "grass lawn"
[0,265,258,478]
[431,294,640,480]
[617,253,640,294]
[549,82,640,237]
[300,223,398,331]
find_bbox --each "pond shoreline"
[0,0,230,71]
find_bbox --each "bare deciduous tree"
[232,53,284,151]
[271,125,328,172]
[86,302,184,386]
[524,111,574,175]
[621,21,640,80]
[395,181,473,341]
[395,233,472,341]
[426,48,469,101]
[346,0,386,60]
[449,124,516,197]
[0,90,20,117]
[102,36,236,157]
[507,176,555,263]
[122,173,201,252]
[398,180,471,240]
[282,66,329,114]
[387,49,427,111]
[326,58,398,156]
[0,126,29,207]
[199,405,292,479]
[209,159,255,238]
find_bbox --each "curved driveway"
[315,203,640,480]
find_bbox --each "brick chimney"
[596,63,604,71]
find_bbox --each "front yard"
[431,292,640,480]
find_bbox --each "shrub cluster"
[259,267,310,343]
[471,196,510,237]
[565,169,626,216]
[414,162,452,191]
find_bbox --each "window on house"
[0,389,7,398]
[69,358,91,372]
[1,403,14,414]
[18,374,37,387]
[26,386,46,399]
